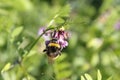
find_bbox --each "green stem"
[21,27,54,61]
[19,63,29,80]
[18,28,55,79]
[20,16,69,63]
[28,28,54,52]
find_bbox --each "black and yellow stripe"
[48,43,60,48]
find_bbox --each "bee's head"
[51,38,58,43]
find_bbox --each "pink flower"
[38,27,51,40]
[38,27,69,49]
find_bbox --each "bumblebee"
[43,38,62,60]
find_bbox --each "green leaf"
[97,69,102,80]
[91,53,99,67]
[81,76,86,80]
[87,38,103,50]
[60,4,70,17]
[55,17,64,24]
[26,50,37,57]
[57,70,72,79]
[11,26,23,38]
[22,74,36,80]
[85,73,93,80]
[56,53,67,62]
[47,19,55,28]
[1,63,12,73]
[107,76,113,80]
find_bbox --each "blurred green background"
[0,0,120,80]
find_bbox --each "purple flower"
[38,27,70,59]
[38,27,69,49]
[114,20,120,30]
[38,27,52,40]
[52,30,69,48]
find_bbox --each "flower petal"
[38,27,45,35]
[58,38,68,48]
[38,27,51,40]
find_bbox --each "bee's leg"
[43,49,47,52]
[58,51,61,56]
[60,47,63,51]
[43,46,49,52]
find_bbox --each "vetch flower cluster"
[38,27,69,60]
